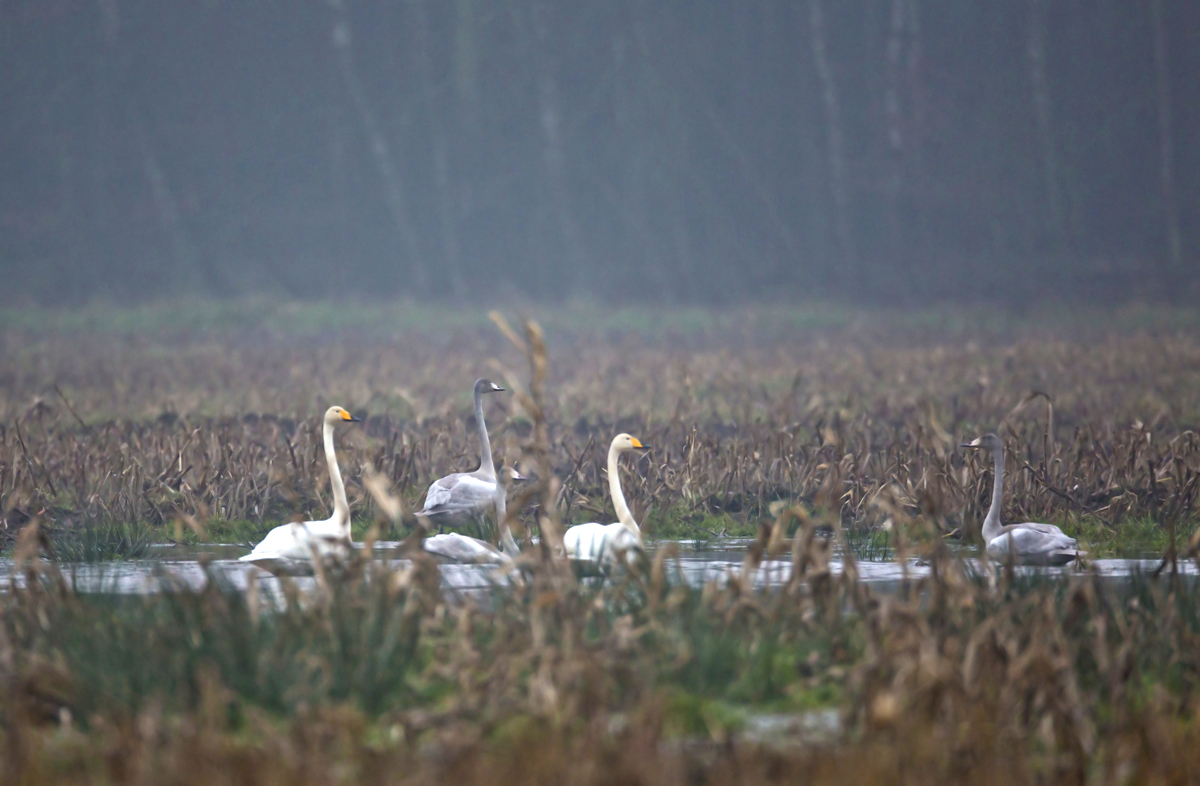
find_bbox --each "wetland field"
[3,302,1200,784]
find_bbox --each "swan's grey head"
[475,378,505,395]
[612,433,650,452]
[324,406,362,424]
[961,433,1000,450]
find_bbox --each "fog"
[1,0,1196,306]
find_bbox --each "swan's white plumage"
[239,521,352,576]
[964,433,1079,566]
[562,522,642,575]
[240,406,359,576]
[422,532,511,564]
[985,523,1078,565]
[561,433,648,575]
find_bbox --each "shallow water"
[0,538,1192,596]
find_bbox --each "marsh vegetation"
[2,305,1200,784]
[2,304,1198,557]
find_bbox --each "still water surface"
[0,539,1191,595]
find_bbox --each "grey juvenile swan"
[416,379,510,529]
[560,433,650,575]
[239,406,362,576]
[962,433,1079,566]
[421,478,521,564]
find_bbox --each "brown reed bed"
[2,308,1199,553]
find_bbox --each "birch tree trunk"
[531,0,586,293]
[904,0,930,266]
[808,0,856,282]
[1027,0,1065,254]
[1150,0,1182,299]
[410,0,466,298]
[453,0,482,139]
[91,0,120,269]
[883,0,906,272]
[327,0,428,294]
[132,113,227,295]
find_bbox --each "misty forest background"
[1,0,1197,307]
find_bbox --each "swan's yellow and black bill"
[961,437,981,449]
[341,411,363,422]
[630,437,650,449]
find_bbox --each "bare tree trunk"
[131,112,227,295]
[91,0,120,268]
[654,2,795,297]
[453,0,482,139]
[327,0,428,295]
[1150,0,1183,299]
[904,0,931,266]
[410,0,466,299]
[808,0,856,282]
[1027,0,1065,254]
[432,139,467,299]
[531,0,586,293]
[328,115,350,236]
[883,0,906,272]
[616,7,669,300]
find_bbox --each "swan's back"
[562,522,643,574]
[423,532,509,564]
[986,522,1077,565]
[239,519,351,575]
[420,473,498,513]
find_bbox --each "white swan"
[239,406,361,575]
[561,433,650,575]
[421,477,522,564]
[962,433,1079,566]
[416,379,508,529]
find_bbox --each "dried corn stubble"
[3,328,1200,556]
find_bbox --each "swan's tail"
[1043,549,1082,566]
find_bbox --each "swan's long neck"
[981,442,1005,542]
[475,388,495,480]
[494,488,520,559]
[324,419,351,535]
[608,443,639,533]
